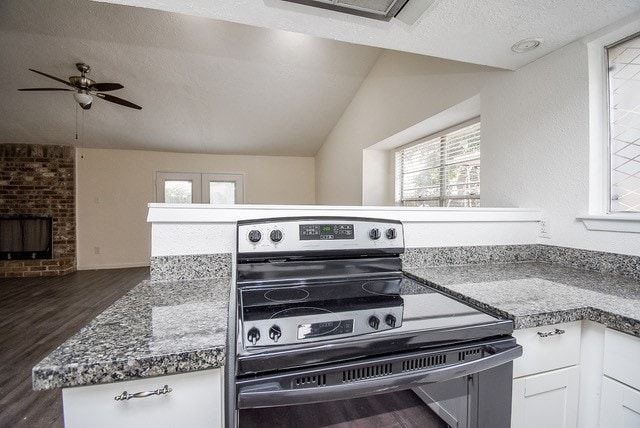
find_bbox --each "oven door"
[236,336,521,409]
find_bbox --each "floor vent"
[458,348,481,361]
[401,353,447,372]
[293,374,327,388]
[342,363,393,383]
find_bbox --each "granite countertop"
[33,259,640,391]
[404,262,640,337]
[32,277,231,390]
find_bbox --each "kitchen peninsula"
[32,205,640,428]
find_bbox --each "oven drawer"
[236,336,521,409]
[512,321,581,378]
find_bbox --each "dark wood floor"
[0,267,150,428]
[240,389,448,428]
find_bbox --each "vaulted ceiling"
[0,0,638,156]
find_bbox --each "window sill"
[577,214,640,233]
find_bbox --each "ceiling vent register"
[281,0,411,21]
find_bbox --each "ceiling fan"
[18,63,142,110]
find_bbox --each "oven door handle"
[237,340,522,409]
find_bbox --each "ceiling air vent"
[281,0,411,21]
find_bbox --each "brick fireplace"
[0,144,76,277]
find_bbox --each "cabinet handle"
[537,328,565,338]
[114,384,172,401]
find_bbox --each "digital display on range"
[298,319,354,339]
[299,224,354,240]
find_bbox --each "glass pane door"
[209,182,236,204]
[164,180,193,203]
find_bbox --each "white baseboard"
[77,262,150,271]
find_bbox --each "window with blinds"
[395,121,480,207]
[607,32,640,213]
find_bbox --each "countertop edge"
[32,347,226,391]
[403,270,640,338]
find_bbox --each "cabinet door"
[512,321,581,378]
[599,377,640,428]
[603,328,640,391]
[511,366,579,428]
[63,369,224,428]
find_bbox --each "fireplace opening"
[0,217,53,260]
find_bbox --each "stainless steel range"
[231,217,522,428]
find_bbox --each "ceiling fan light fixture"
[19,64,141,110]
[73,91,93,105]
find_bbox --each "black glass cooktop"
[236,277,512,374]
[241,294,404,322]
[239,277,402,308]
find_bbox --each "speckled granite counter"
[404,262,640,337]
[32,277,231,390]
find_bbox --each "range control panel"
[237,217,404,256]
[242,302,404,347]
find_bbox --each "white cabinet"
[512,366,580,428]
[600,377,640,428]
[602,328,640,390]
[511,321,581,428]
[599,329,640,428]
[512,321,581,378]
[62,368,224,428]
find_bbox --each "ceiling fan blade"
[18,87,74,91]
[28,69,74,88]
[96,93,142,110]
[89,82,124,92]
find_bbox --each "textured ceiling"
[0,0,381,156]
[1,0,639,156]
[99,0,640,70]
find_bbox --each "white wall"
[76,148,315,269]
[362,148,393,206]
[314,18,640,256]
[481,38,640,256]
[315,50,499,205]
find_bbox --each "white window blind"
[607,32,640,213]
[395,121,480,207]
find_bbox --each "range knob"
[270,229,283,243]
[386,228,397,240]
[385,314,397,328]
[368,315,380,330]
[247,327,261,345]
[369,228,381,240]
[248,230,262,243]
[269,325,282,342]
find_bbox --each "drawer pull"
[537,328,565,338]
[114,384,172,401]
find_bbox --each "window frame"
[155,172,202,203]
[580,17,640,233]
[202,173,245,204]
[394,117,481,207]
[155,172,245,204]
[605,31,640,214]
